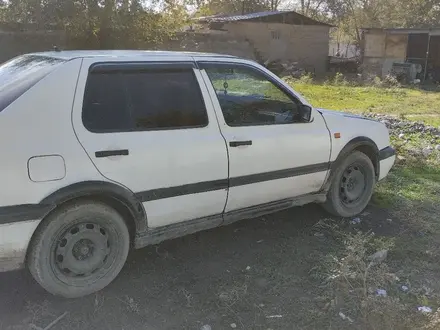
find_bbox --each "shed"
[362,28,440,82]
[195,11,332,74]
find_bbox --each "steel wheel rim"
[340,163,367,207]
[51,221,117,283]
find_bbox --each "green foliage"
[1,0,188,50]
[188,0,284,15]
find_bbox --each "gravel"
[361,113,440,157]
[363,113,440,136]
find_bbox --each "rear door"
[197,59,331,212]
[72,57,228,228]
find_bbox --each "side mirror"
[299,104,313,122]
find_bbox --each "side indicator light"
[334,132,341,139]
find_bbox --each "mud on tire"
[323,151,376,218]
[28,201,130,298]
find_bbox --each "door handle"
[229,140,252,147]
[95,149,129,158]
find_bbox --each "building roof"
[195,10,332,27]
[363,27,440,35]
[26,50,238,60]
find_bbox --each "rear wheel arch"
[38,181,147,238]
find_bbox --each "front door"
[197,60,331,212]
[72,58,228,227]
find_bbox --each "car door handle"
[95,149,129,158]
[229,140,252,147]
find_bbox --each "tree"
[1,0,188,49]
[188,0,289,15]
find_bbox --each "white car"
[0,51,395,298]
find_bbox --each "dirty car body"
[0,51,395,297]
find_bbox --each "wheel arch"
[322,137,379,192]
[37,181,147,240]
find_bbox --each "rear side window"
[0,55,65,112]
[82,66,208,132]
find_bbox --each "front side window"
[82,66,208,132]
[203,64,301,127]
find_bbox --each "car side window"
[203,64,301,127]
[82,65,208,132]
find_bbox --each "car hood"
[317,108,378,122]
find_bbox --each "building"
[362,28,440,82]
[195,11,332,74]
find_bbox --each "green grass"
[289,82,440,126]
[281,79,440,328]
[373,163,440,207]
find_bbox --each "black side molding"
[379,146,396,161]
[40,181,148,232]
[0,204,53,225]
[95,149,129,158]
[230,140,252,147]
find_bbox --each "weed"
[312,219,429,329]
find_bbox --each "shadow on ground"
[0,204,393,330]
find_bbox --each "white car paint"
[71,57,229,228]
[0,51,395,274]
[317,109,391,157]
[198,66,331,211]
[0,58,107,207]
[379,157,395,181]
[0,220,40,271]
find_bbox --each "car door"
[72,57,228,228]
[197,59,331,212]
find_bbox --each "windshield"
[0,55,65,112]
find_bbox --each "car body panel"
[0,51,395,272]
[71,56,229,228]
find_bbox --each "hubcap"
[54,223,110,277]
[340,164,366,206]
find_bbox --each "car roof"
[27,50,238,60]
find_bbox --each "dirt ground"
[0,204,394,330]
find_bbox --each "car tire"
[322,151,376,217]
[28,201,130,298]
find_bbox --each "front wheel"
[28,201,130,298]
[322,151,376,217]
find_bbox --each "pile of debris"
[362,113,440,136]
[362,113,440,157]
[263,59,307,78]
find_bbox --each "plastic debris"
[266,315,283,318]
[314,232,324,237]
[418,306,432,314]
[369,249,388,265]
[339,312,354,323]
[230,323,237,328]
[376,289,387,297]
[398,133,405,139]
[350,217,361,225]
[246,266,251,271]
[256,239,264,243]
[401,285,409,292]
[361,211,370,216]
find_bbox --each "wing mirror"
[299,104,313,122]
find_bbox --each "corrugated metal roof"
[197,11,285,23]
[363,27,440,35]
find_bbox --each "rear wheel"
[28,201,130,298]
[323,151,376,217]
